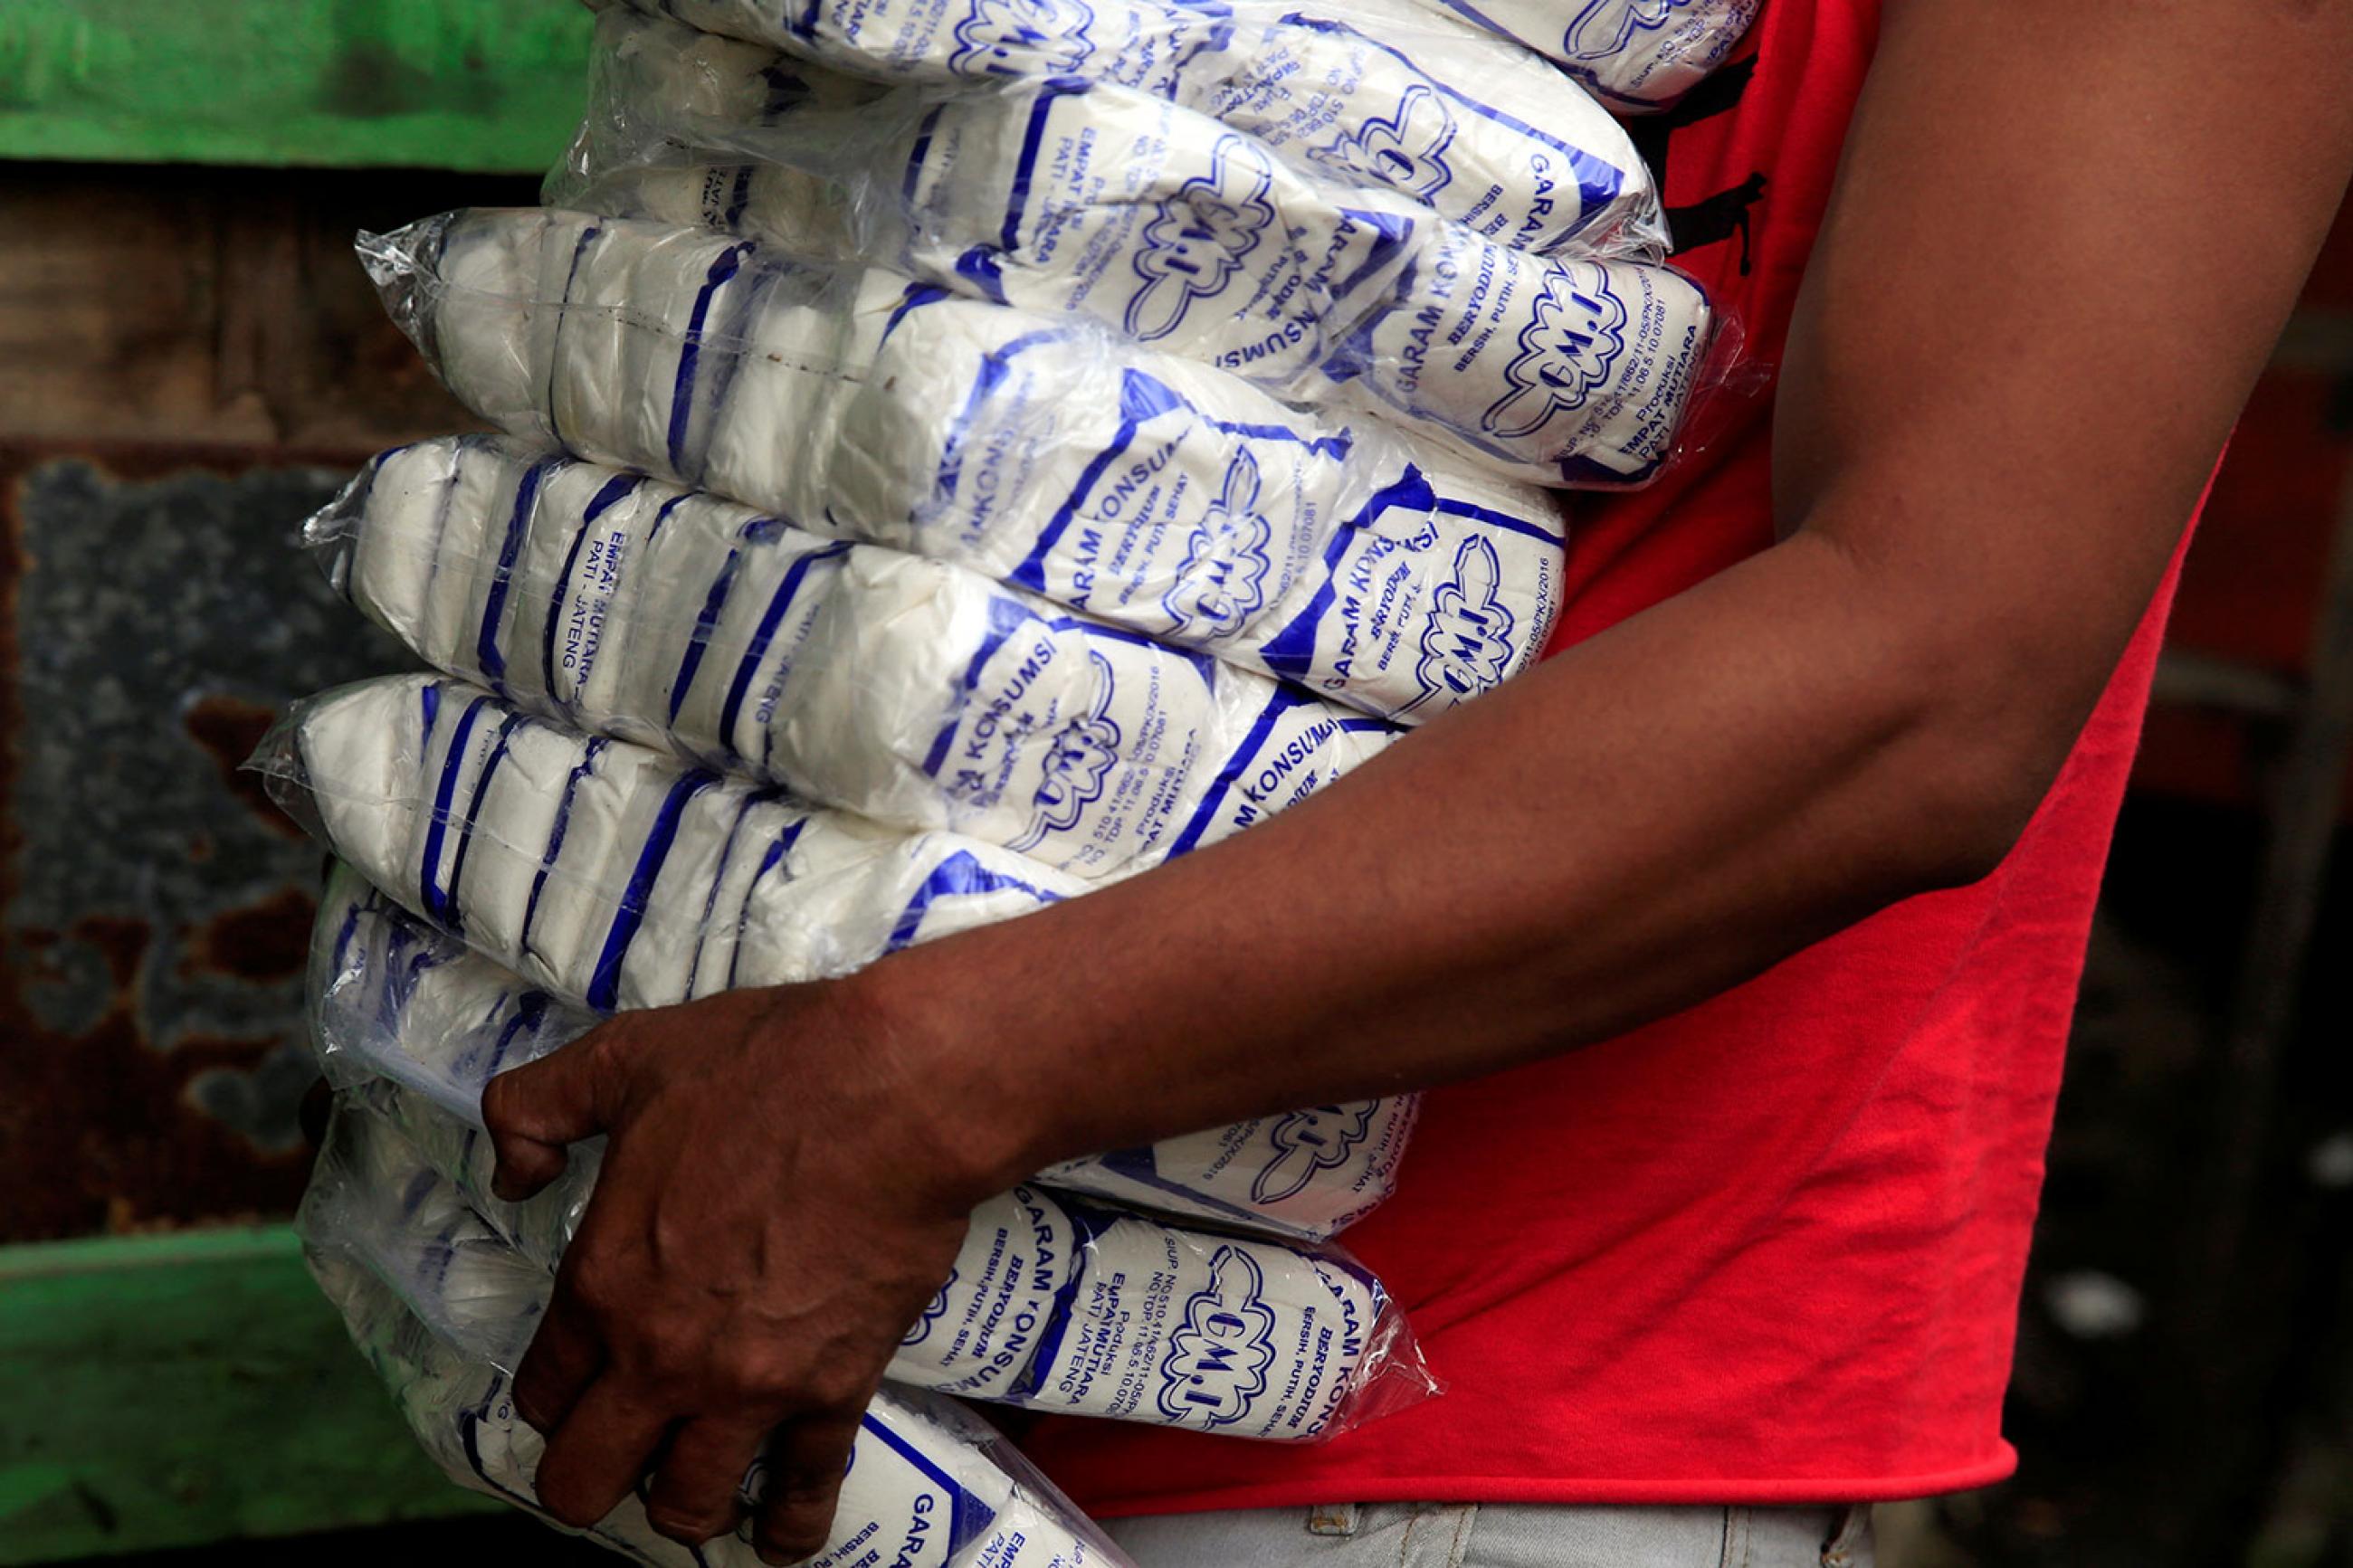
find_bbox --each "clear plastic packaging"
[587,7,888,131]
[252,672,1089,1011]
[589,0,1660,257]
[553,11,877,261]
[1412,0,1762,113]
[309,860,595,1108]
[560,126,1712,485]
[1306,231,1722,488]
[891,1182,1435,1437]
[304,437,1415,883]
[302,1108,1131,1566]
[317,1077,1434,1442]
[553,16,1720,482]
[311,859,1418,1242]
[362,208,1574,687]
[1031,1100,1419,1240]
[565,8,1664,262]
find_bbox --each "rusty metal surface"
[0,443,413,1240]
[0,157,536,1245]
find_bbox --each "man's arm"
[482,3,2353,1559]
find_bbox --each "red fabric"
[1026,0,2195,1512]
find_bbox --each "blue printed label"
[1307,81,1459,204]
[902,83,1419,391]
[791,1404,1008,1568]
[779,0,1235,93]
[1125,135,1282,340]
[1413,534,1517,703]
[1155,1246,1280,1425]
[1196,11,1640,253]
[1253,1103,1380,1208]
[1250,467,1560,720]
[1025,1216,1381,1438]
[1161,448,1274,638]
[1351,234,1710,482]
[1041,1093,1420,1238]
[1012,651,1126,852]
[1481,266,1629,440]
[949,0,1102,77]
[889,1186,1074,1398]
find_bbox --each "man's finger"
[482,1023,624,1200]
[641,1413,768,1547]
[513,1283,606,1436]
[530,1373,674,1531]
[750,1410,866,1566]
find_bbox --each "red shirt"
[1027,0,2193,1511]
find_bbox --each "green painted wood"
[0,1224,498,1563]
[0,0,592,172]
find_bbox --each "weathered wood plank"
[0,0,592,173]
[0,162,535,452]
[0,1225,496,1563]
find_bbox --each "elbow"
[1881,672,2093,894]
[1786,530,2120,897]
[1896,734,2059,893]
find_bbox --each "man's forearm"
[874,510,2136,1194]
[872,0,2353,1197]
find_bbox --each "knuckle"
[510,1367,557,1420]
[645,1506,731,1546]
[800,1364,872,1412]
[712,1340,800,1402]
[640,1341,705,1388]
[512,1356,574,1412]
[613,1336,687,1389]
[479,1074,524,1136]
[771,1443,852,1494]
[582,1022,636,1082]
[536,1481,606,1531]
[564,1261,627,1321]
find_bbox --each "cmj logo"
[1410,537,1517,708]
[1481,264,1628,441]
[948,0,1098,77]
[1253,1102,1378,1206]
[1312,82,1457,202]
[1564,0,1697,61]
[1156,1246,1281,1426]
[1014,651,1122,850]
[1127,137,1281,342]
[1163,448,1274,639]
[901,1270,957,1348]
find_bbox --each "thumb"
[481,1027,622,1202]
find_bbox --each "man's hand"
[481,981,986,1563]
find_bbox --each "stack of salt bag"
[266,0,1752,1554]
[305,1104,1126,1567]
[303,863,1427,1440]
[1407,0,1763,112]
[546,2,1730,486]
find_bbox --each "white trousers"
[1106,1502,1875,1568]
